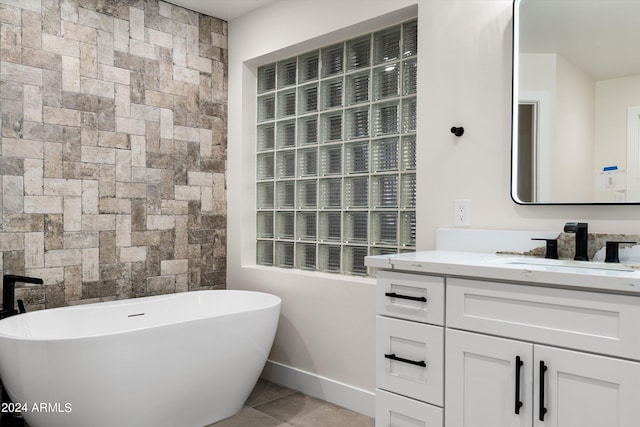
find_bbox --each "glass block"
[372,138,398,172]
[402,59,417,95]
[373,64,399,100]
[297,116,318,146]
[320,78,343,110]
[400,173,417,208]
[297,148,318,177]
[318,211,342,241]
[371,211,397,245]
[372,101,399,136]
[320,112,343,143]
[296,212,317,240]
[371,247,398,256]
[343,246,368,275]
[402,97,417,133]
[257,123,275,151]
[256,182,274,209]
[321,43,344,77]
[256,212,274,238]
[275,181,295,208]
[296,179,317,209]
[275,211,295,239]
[296,243,316,270]
[344,177,369,208]
[318,244,341,273]
[276,150,296,178]
[299,51,319,83]
[319,145,342,175]
[345,71,370,106]
[275,241,294,268]
[401,135,416,170]
[344,212,368,243]
[373,26,401,64]
[256,240,273,266]
[257,94,275,122]
[277,58,297,88]
[344,141,369,174]
[319,179,342,209]
[298,84,318,114]
[346,35,371,71]
[403,20,418,58]
[345,107,370,140]
[276,120,296,148]
[371,175,398,208]
[400,211,416,247]
[256,152,274,180]
[277,89,296,118]
[257,64,276,93]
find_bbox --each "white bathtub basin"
[0,290,281,427]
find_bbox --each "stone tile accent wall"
[0,0,227,309]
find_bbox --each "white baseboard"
[260,360,375,417]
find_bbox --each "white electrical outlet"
[453,199,471,226]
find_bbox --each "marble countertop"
[365,251,640,295]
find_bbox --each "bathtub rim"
[0,289,281,342]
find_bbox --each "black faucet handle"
[532,238,558,259]
[17,299,26,314]
[3,275,44,285]
[604,241,637,263]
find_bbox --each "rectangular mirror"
[512,0,640,204]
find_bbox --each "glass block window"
[256,19,417,276]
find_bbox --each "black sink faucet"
[563,222,589,261]
[1,275,44,319]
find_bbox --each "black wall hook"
[451,126,464,137]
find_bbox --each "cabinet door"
[534,345,640,427]
[446,329,533,427]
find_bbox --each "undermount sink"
[491,257,637,272]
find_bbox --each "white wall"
[227,0,640,412]
[226,0,418,409]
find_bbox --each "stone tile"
[0,0,227,309]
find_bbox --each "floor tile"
[255,392,374,427]
[246,379,297,408]
[207,406,294,427]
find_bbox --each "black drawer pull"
[539,360,548,421]
[515,356,524,414]
[385,292,427,303]
[384,353,426,367]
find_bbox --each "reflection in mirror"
[512,0,640,204]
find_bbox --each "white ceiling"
[166,0,276,21]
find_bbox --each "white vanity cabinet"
[372,258,640,427]
[445,278,640,427]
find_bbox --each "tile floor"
[208,380,374,427]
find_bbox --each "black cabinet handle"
[385,292,427,303]
[539,360,548,421]
[515,356,524,414]
[384,353,426,367]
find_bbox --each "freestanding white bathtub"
[0,290,281,427]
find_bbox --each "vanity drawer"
[376,316,444,405]
[376,388,443,427]
[447,278,640,360]
[377,271,444,325]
